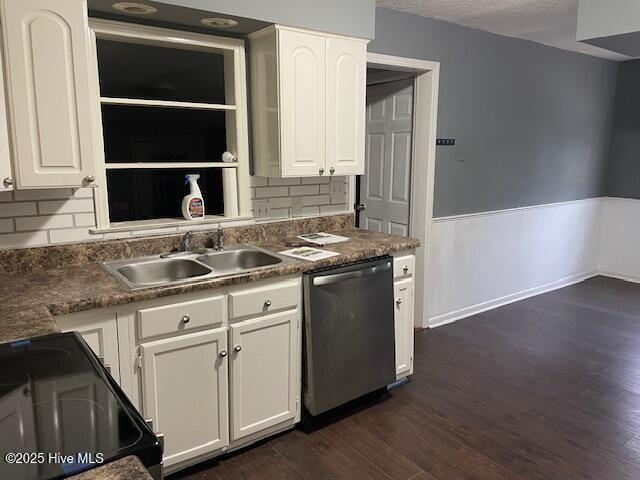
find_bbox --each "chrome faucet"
[161,225,224,258]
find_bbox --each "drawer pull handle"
[403,265,409,273]
[264,299,272,308]
[234,345,242,352]
[219,350,228,358]
[396,298,403,306]
[181,315,190,324]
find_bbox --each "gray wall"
[154,0,376,38]
[370,7,619,217]
[607,59,640,199]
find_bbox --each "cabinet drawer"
[229,281,299,320]
[137,295,225,340]
[393,255,415,279]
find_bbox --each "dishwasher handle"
[312,261,391,286]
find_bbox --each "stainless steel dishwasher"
[302,256,395,416]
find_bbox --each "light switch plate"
[254,200,270,221]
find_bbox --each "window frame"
[87,18,251,231]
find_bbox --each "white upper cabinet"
[0,26,12,192]
[326,37,366,176]
[250,26,367,178]
[278,29,327,177]
[0,0,98,189]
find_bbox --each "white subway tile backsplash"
[254,186,289,198]
[0,177,351,249]
[74,213,97,227]
[0,231,48,248]
[0,190,13,202]
[39,198,94,215]
[265,177,301,186]
[16,215,74,231]
[301,177,331,185]
[250,176,268,187]
[302,194,331,206]
[290,185,319,196]
[0,202,37,217]
[72,188,95,198]
[268,197,293,209]
[0,218,13,233]
[13,188,73,201]
[48,228,97,244]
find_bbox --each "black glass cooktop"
[0,332,161,479]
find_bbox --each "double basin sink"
[103,245,288,290]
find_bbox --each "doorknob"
[355,203,366,212]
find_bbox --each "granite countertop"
[68,456,152,480]
[0,228,418,345]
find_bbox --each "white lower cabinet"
[393,252,416,380]
[56,312,120,383]
[140,328,229,468]
[230,310,298,441]
[394,278,414,378]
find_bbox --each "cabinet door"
[326,37,366,176]
[0,0,97,188]
[394,278,414,378]
[230,310,297,441]
[278,29,326,177]
[57,312,121,384]
[140,328,229,467]
[0,32,11,192]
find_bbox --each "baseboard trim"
[599,271,640,285]
[428,271,599,328]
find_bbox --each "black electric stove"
[0,332,162,479]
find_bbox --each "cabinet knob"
[403,265,409,273]
[319,167,325,175]
[2,177,13,187]
[181,314,190,324]
[329,166,335,175]
[219,350,228,358]
[234,345,242,352]
[264,299,272,308]
[396,298,403,306]
[84,175,95,183]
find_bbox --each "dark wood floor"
[172,276,640,480]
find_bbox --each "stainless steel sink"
[116,258,212,287]
[196,248,282,273]
[103,245,289,290]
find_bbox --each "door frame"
[351,53,439,329]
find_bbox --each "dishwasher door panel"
[303,256,395,415]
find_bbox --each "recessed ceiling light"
[200,17,239,28]
[112,2,158,15]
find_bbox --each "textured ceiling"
[376,0,630,61]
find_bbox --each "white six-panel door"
[0,0,97,188]
[360,78,414,236]
[278,29,326,177]
[229,310,297,441]
[326,37,366,176]
[140,328,229,467]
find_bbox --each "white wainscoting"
[600,197,640,284]
[428,198,602,327]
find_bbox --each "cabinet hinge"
[295,396,299,411]
[136,353,142,369]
